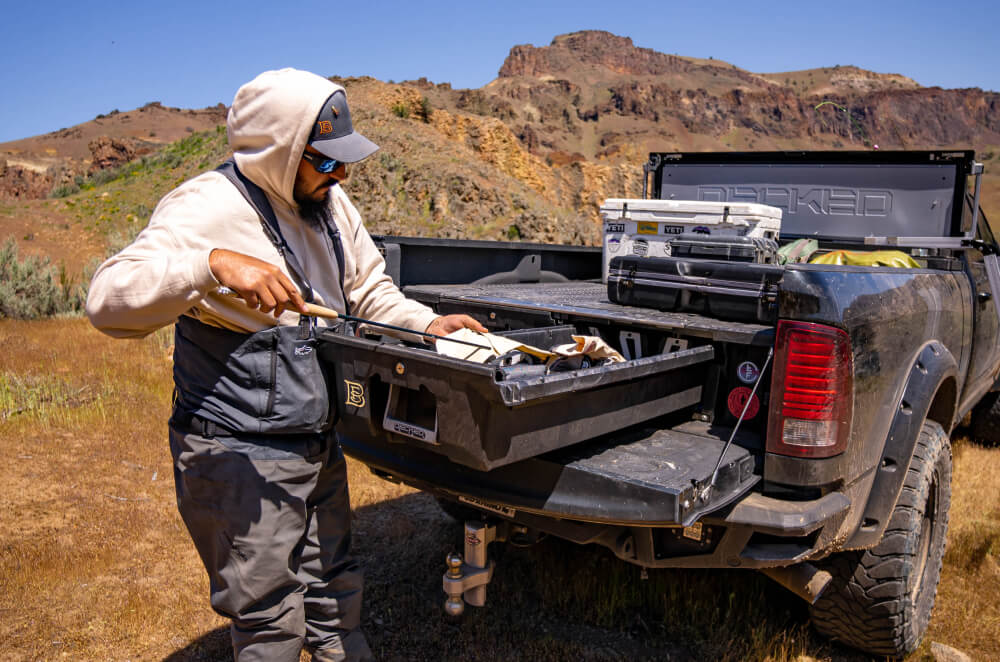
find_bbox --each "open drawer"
[318,325,713,471]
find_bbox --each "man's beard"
[295,188,332,230]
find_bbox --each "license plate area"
[382,383,439,444]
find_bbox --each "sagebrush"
[0,238,86,319]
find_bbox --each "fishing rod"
[215,287,493,351]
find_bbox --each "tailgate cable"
[698,346,773,503]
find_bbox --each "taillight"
[766,321,853,458]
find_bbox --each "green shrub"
[94,166,127,186]
[0,238,86,319]
[419,96,433,122]
[50,183,80,198]
[391,101,410,119]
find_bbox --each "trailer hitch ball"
[444,554,466,617]
[442,521,498,616]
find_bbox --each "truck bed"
[403,281,774,346]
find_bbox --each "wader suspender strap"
[319,210,352,316]
[215,159,351,316]
[216,160,313,304]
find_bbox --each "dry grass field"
[1,318,998,661]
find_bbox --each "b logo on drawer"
[344,380,366,408]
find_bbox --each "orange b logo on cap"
[317,120,333,134]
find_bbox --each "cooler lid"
[601,198,783,221]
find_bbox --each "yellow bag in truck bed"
[809,249,921,268]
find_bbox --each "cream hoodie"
[86,69,438,338]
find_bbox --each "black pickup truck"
[318,150,1000,658]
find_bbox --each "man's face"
[293,145,348,205]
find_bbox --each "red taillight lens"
[767,321,853,458]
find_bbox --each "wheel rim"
[910,469,938,605]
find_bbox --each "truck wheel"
[970,391,1000,446]
[809,420,951,658]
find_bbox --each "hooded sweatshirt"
[86,68,438,338]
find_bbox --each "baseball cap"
[308,90,379,163]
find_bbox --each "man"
[86,68,485,662]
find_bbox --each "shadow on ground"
[162,490,868,662]
[162,626,230,661]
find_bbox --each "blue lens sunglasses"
[302,151,342,174]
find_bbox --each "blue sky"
[1,0,997,144]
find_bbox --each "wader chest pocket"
[263,325,330,434]
[174,317,332,435]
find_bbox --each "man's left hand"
[425,314,487,340]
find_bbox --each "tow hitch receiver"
[443,521,502,616]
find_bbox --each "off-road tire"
[810,420,951,658]
[970,391,1000,446]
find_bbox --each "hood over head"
[226,69,375,208]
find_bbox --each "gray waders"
[168,161,371,661]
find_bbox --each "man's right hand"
[209,249,308,317]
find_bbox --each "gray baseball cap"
[308,90,379,163]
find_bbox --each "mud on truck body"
[317,150,1000,658]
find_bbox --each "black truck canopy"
[646,150,979,242]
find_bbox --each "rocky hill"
[0,102,226,202]
[422,31,998,158]
[2,30,998,259]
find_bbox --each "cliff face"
[582,83,1000,147]
[500,32,704,79]
[478,30,1000,156]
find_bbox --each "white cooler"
[601,198,783,282]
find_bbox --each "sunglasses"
[302,151,343,174]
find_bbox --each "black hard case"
[607,255,783,324]
[669,233,778,264]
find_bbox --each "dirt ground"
[1,198,104,276]
[0,318,997,661]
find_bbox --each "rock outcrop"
[0,160,52,200]
[88,136,137,172]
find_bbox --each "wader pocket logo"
[344,380,366,408]
[294,344,314,357]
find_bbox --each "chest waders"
[171,160,349,435]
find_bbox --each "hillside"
[2,30,999,275]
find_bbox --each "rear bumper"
[341,428,853,569]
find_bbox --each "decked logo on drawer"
[637,222,658,235]
[390,421,427,440]
[344,380,366,408]
[459,495,516,517]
